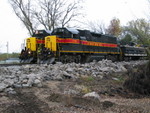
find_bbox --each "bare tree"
[34,0,83,30]
[9,0,83,32]
[87,21,106,34]
[9,0,38,36]
[33,0,61,30]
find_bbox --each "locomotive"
[19,27,147,63]
[20,30,51,63]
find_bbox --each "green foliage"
[0,53,19,60]
[81,76,94,82]
[120,33,132,45]
[124,19,150,45]
[124,34,132,42]
[113,75,125,84]
[123,19,150,61]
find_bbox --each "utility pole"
[6,42,9,59]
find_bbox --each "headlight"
[28,51,31,54]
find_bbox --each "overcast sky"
[0,0,149,53]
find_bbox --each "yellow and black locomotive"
[20,30,51,63]
[20,27,147,63]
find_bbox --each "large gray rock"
[0,83,8,92]
[33,79,42,87]
[5,87,16,94]
[83,92,100,101]
[3,78,15,86]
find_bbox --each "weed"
[81,76,94,82]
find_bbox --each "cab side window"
[64,30,71,38]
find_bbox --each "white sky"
[0,0,149,53]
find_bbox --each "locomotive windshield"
[32,30,51,39]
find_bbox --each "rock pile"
[0,60,148,93]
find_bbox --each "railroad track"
[0,63,33,67]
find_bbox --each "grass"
[81,86,91,94]
[81,76,95,82]
[0,53,19,60]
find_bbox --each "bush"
[124,63,150,95]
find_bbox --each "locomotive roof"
[45,30,52,34]
[90,32,102,36]
[53,28,79,34]
[66,28,79,34]
[54,27,117,39]
[91,32,117,39]
[34,30,52,35]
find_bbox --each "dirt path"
[0,78,150,113]
[0,89,51,113]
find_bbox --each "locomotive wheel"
[105,55,117,62]
[60,55,66,63]
[124,57,129,61]
[60,55,81,63]
[75,55,81,63]
[64,55,72,63]
[68,56,74,63]
[110,55,118,62]
[80,55,86,63]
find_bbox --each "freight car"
[120,45,147,61]
[19,27,147,63]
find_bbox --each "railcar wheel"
[60,55,67,63]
